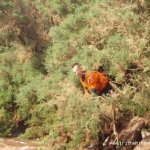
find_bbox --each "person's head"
[72,63,82,77]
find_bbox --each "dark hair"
[72,63,81,69]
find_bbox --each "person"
[72,63,112,97]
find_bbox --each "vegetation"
[0,0,150,149]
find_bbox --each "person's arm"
[87,72,99,96]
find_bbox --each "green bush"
[0,0,150,150]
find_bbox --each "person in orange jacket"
[72,63,112,96]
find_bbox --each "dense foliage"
[0,0,150,149]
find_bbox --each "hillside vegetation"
[0,0,150,149]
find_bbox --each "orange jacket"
[80,71,108,96]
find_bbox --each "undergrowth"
[0,0,150,149]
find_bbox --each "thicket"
[0,0,150,149]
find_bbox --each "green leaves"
[0,0,150,149]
